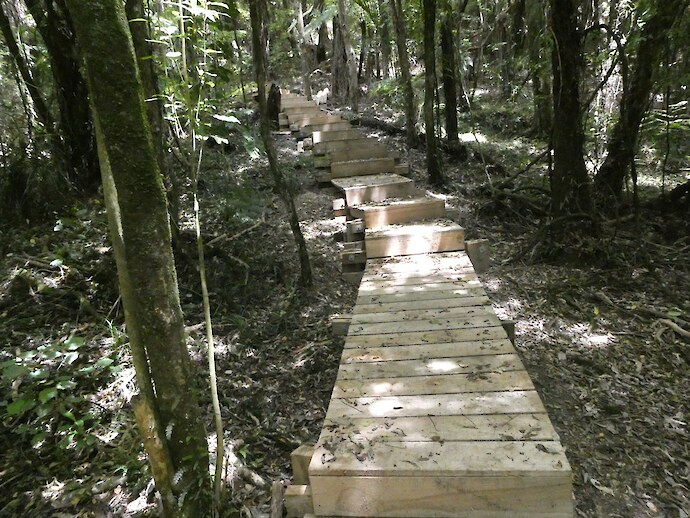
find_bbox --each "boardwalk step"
[291,114,343,130]
[313,137,373,155]
[350,196,446,228]
[332,174,416,205]
[365,220,465,258]
[300,121,351,136]
[330,157,396,179]
[313,144,392,168]
[312,128,362,144]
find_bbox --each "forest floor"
[0,85,689,518]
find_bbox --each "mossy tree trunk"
[390,0,417,147]
[550,0,591,217]
[24,0,99,190]
[125,0,181,249]
[422,0,443,186]
[377,0,391,78]
[249,0,313,289]
[64,2,212,516]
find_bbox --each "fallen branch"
[493,149,550,190]
[659,319,690,339]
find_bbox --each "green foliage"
[1,335,121,454]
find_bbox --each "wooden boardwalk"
[280,93,573,517]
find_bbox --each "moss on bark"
[64,2,211,515]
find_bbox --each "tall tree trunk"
[249,1,313,288]
[125,0,180,249]
[550,0,590,217]
[314,0,329,62]
[331,15,349,99]
[440,1,458,144]
[594,0,689,203]
[295,0,313,100]
[0,3,54,132]
[24,0,98,190]
[423,0,443,186]
[377,0,391,78]
[390,0,416,146]
[64,1,212,516]
[336,0,358,111]
[358,20,367,82]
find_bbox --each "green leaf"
[1,361,29,380]
[39,387,58,404]
[95,358,114,369]
[50,258,64,267]
[63,336,85,350]
[6,398,35,416]
[31,432,46,447]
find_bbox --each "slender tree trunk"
[377,0,391,78]
[423,0,443,186]
[390,0,416,146]
[314,0,329,62]
[249,1,312,288]
[0,4,54,136]
[23,0,98,190]
[336,0,359,111]
[125,0,180,249]
[440,2,458,143]
[331,15,349,99]
[550,0,590,217]
[358,20,366,82]
[594,0,689,203]
[64,1,212,516]
[295,0,313,100]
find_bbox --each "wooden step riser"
[300,122,352,136]
[365,228,465,258]
[310,474,573,517]
[351,199,446,228]
[313,138,374,155]
[312,129,362,144]
[343,182,417,205]
[330,158,396,179]
[292,115,343,130]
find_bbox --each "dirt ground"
[0,93,688,517]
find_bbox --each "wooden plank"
[330,158,396,179]
[300,121,352,136]
[359,271,479,288]
[339,338,515,363]
[310,474,573,517]
[364,251,474,275]
[320,412,557,442]
[332,369,535,398]
[312,129,363,144]
[321,144,392,164]
[356,287,488,305]
[353,295,491,314]
[358,276,482,294]
[310,439,569,477]
[365,222,465,258]
[284,484,314,517]
[343,326,507,348]
[349,305,497,325]
[336,353,524,380]
[313,138,377,155]
[291,444,315,484]
[332,174,417,205]
[292,114,343,129]
[350,196,446,228]
[348,314,503,336]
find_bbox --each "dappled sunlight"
[426,359,462,373]
[302,217,343,241]
[459,132,487,143]
[566,322,615,350]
